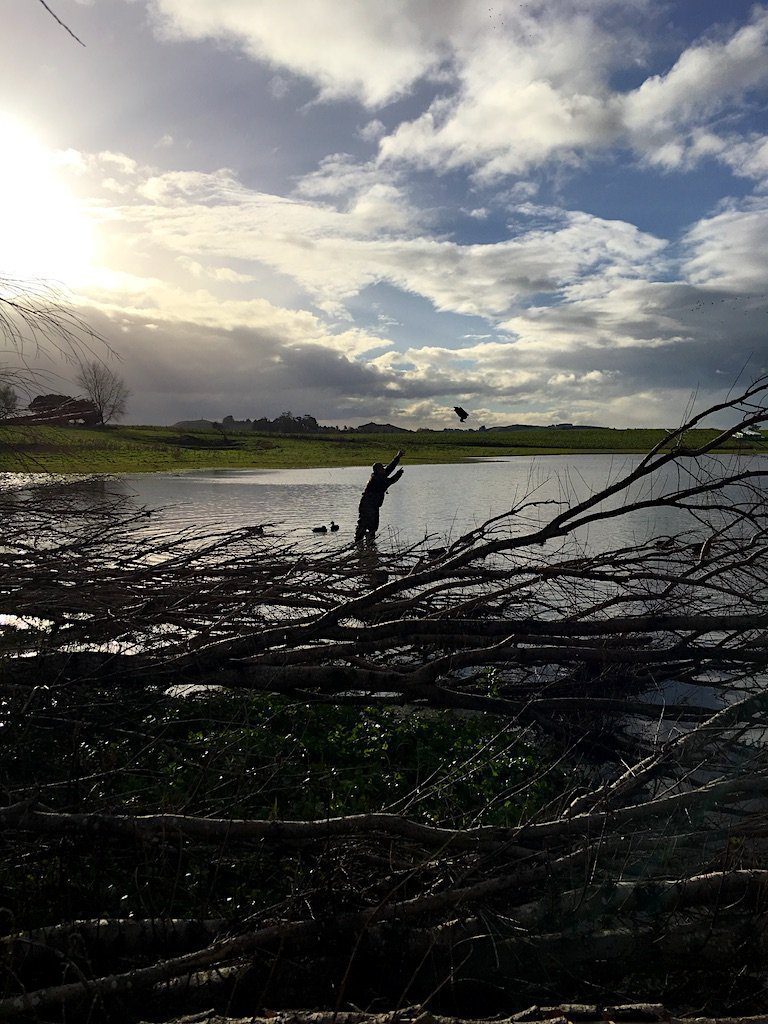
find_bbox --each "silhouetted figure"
[312,525,328,534]
[454,406,469,422]
[330,520,339,532]
[355,450,404,546]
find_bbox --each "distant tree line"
[209,414,603,435]
[198,412,409,434]
[234,411,327,433]
[214,412,401,433]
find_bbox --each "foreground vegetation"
[3,687,554,931]
[2,382,768,1022]
[1,421,760,473]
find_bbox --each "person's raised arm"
[385,449,405,476]
[385,468,403,490]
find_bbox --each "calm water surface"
[100,453,749,551]
[5,454,764,714]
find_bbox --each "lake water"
[78,452,760,552]
[4,453,765,719]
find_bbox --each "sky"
[2,0,768,428]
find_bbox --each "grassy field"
[0,422,760,474]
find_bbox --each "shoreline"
[2,448,764,483]
[1,422,763,475]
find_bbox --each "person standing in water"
[355,450,405,545]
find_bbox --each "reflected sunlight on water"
[5,453,763,553]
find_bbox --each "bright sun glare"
[0,114,96,285]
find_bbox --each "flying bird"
[453,406,469,423]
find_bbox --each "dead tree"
[1,381,768,1021]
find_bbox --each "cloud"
[67,263,720,429]
[376,5,768,179]
[29,132,768,429]
[82,154,666,321]
[499,279,696,353]
[144,0,768,183]
[81,272,393,357]
[716,134,768,186]
[681,198,768,292]
[622,10,768,167]
[359,119,386,143]
[84,310,401,423]
[293,155,430,236]
[62,265,768,428]
[176,256,254,283]
[380,11,628,179]
[12,1,768,433]
[147,0,461,106]
[268,75,290,100]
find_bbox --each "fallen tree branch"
[3,772,767,850]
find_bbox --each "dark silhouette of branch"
[37,0,85,46]
[3,381,768,1020]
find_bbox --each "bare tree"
[1,275,111,473]
[0,275,109,410]
[0,382,18,418]
[75,359,130,424]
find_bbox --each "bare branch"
[36,0,85,46]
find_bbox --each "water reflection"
[5,453,764,554]
[118,455,749,552]
[356,545,390,587]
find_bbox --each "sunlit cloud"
[71,155,667,321]
[150,1,768,180]
[379,7,768,178]
[6,1,768,425]
[147,0,456,106]
[15,131,767,426]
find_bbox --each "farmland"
[0,422,756,474]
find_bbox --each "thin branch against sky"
[36,0,85,46]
